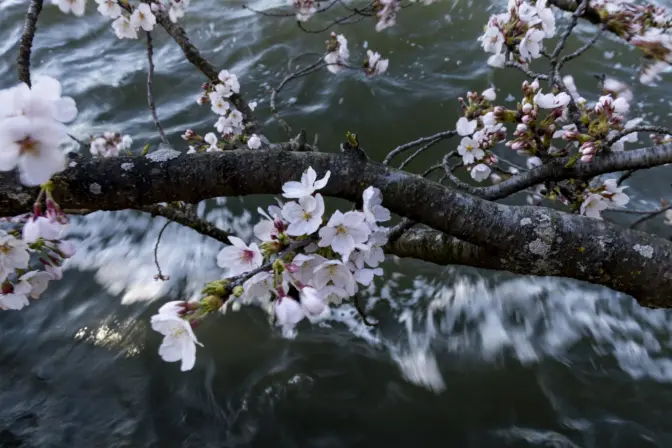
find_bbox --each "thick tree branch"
[1,151,672,306]
[17,0,43,86]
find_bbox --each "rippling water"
[3,0,672,446]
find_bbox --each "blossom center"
[335,224,347,234]
[170,327,186,338]
[302,211,312,220]
[17,136,39,156]
[240,249,255,263]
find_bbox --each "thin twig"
[297,9,369,33]
[607,125,672,147]
[629,204,672,229]
[384,130,457,165]
[550,0,589,60]
[270,56,325,137]
[505,61,549,80]
[559,23,607,66]
[146,31,169,145]
[442,153,472,191]
[141,204,232,243]
[154,220,171,281]
[398,138,444,170]
[17,0,43,86]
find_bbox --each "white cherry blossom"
[274,296,305,328]
[458,136,485,164]
[456,117,477,136]
[19,271,52,299]
[22,216,62,243]
[312,260,356,296]
[519,28,545,62]
[0,281,31,311]
[217,70,240,95]
[247,134,262,149]
[130,3,156,31]
[470,163,491,182]
[54,0,86,16]
[580,194,608,219]
[209,92,230,115]
[352,266,383,286]
[318,211,371,259]
[362,186,390,228]
[282,166,331,198]
[151,313,202,371]
[482,87,496,101]
[534,91,571,109]
[282,193,325,236]
[299,286,326,316]
[112,16,138,39]
[216,236,263,277]
[96,0,121,18]
[603,179,629,207]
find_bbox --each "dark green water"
[2,0,672,446]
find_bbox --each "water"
[2,0,672,446]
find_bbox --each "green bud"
[201,279,229,296]
[233,286,245,297]
[201,295,222,312]
[261,240,281,255]
[141,143,150,156]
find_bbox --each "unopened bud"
[580,154,594,163]
[522,114,532,124]
[273,216,286,233]
[522,103,533,114]
[201,294,223,311]
[1,282,13,295]
[233,286,244,297]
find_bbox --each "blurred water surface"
[2,0,672,446]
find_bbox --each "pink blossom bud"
[522,114,532,124]
[562,131,579,141]
[511,141,524,150]
[196,95,207,106]
[516,123,527,133]
[530,79,540,91]
[580,154,594,163]
[522,80,530,90]
[181,129,196,140]
[201,82,209,90]
[190,319,201,329]
[522,103,533,114]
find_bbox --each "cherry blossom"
[458,136,485,164]
[312,260,357,296]
[470,163,491,182]
[274,296,305,328]
[482,87,496,102]
[362,186,391,228]
[96,0,121,18]
[282,167,331,199]
[22,216,62,243]
[54,0,86,16]
[603,179,630,207]
[580,194,608,219]
[534,91,571,109]
[324,34,350,74]
[456,117,477,136]
[130,3,156,31]
[282,194,325,236]
[216,236,263,277]
[19,271,52,299]
[209,92,230,115]
[112,16,138,40]
[0,281,31,311]
[299,286,326,317]
[247,134,262,150]
[217,70,241,95]
[364,50,389,76]
[0,232,29,281]
[294,0,317,21]
[151,312,202,371]
[376,0,399,32]
[318,211,371,259]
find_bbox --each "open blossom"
[151,312,202,371]
[0,116,67,186]
[282,166,330,199]
[352,266,383,286]
[0,232,29,281]
[318,210,371,259]
[482,87,496,102]
[130,3,156,31]
[470,163,491,182]
[167,0,189,22]
[216,236,263,277]
[282,194,325,236]
[365,50,389,76]
[456,117,477,136]
[54,0,86,16]
[96,0,121,18]
[325,34,350,74]
[112,16,138,39]
[603,179,629,207]
[0,281,31,311]
[376,0,399,32]
[217,70,240,95]
[22,216,62,243]
[293,0,317,21]
[274,296,305,328]
[458,136,485,164]
[520,28,545,62]
[580,194,608,219]
[209,92,230,115]
[534,91,571,109]
[299,286,326,317]
[313,260,357,296]
[247,134,262,150]
[596,95,629,116]
[362,186,390,228]
[19,271,52,299]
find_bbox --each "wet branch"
[17,0,43,86]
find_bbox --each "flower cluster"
[150,167,390,370]
[580,179,629,219]
[192,70,258,148]
[89,132,133,157]
[0,198,76,311]
[364,50,389,77]
[0,76,77,186]
[374,0,400,32]
[479,0,556,68]
[454,87,506,182]
[293,0,317,21]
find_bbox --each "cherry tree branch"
[383,130,457,166]
[140,204,233,242]
[17,0,43,86]
[145,31,168,145]
[2,150,672,306]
